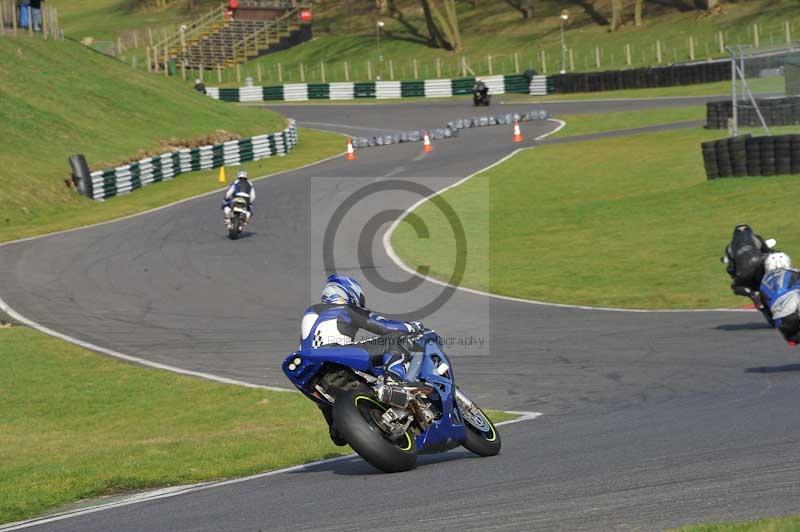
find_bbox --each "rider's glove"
[406,321,424,333]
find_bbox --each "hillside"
[0,36,289,240]
[52,1,800,85]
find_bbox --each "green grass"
[675,516,800,531]
[0,325,516,524]
[391,119,800,309]
[0,36,343,243]
[0,325,349,524]
[552,106,705,138]
[57,0,216,42]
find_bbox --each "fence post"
[148,27,154,46]
[656,40,662,63]
[133,30,138,49]
[299,62,305,82]
[540,50,547,73]
[689,36,695,60]
[320,61,326,82]
[236,63,241,83]
[436,58,442,78]
[278,63,283,82]
[164,48,169,77]
[367,60,373,80]
[344,60,350,81]
[595,46,600,69]
[461,56,467,77]
[753,23,760,48]
[257,63,262,82]
[12,1,17,35]
[200,63,204,82]
[389,59,394,80]
[146,46,152,72]
[569,49,574,71]
[785,20,792,44]
[413,58,418,79]
[718,31,724,54]
[41,5,48,39]
[513,52,520,73]
[0,2,5,37]
[217,64,222,83]
[625,44,632,66]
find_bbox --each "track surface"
[3,97,800,531]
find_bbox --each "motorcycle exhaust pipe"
[375,383,411,409]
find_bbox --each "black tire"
[333,387,417,473]
[228,213,241,240]
[458,393,501,457]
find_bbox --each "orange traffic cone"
[423,131,433,153]
[513,121,524,143]
[345,139,357,161]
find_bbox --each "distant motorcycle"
[473,88,491,107]
[721,224,777,322]
[226,195,250,240]
[282,329,501,473]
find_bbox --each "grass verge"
[674,516,800,531]
[391,117,800,309]
[0,36,343,243]
[552,106,705,138]
[0,325,516,524]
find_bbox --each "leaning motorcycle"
[282,329,501,473]
[226,196,249,240]
[721,223,777,324]
[473,89,491,107]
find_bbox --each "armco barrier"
[702,133,800,180]
[207,75,549,102]
[86,121,298,201]
[706,97,800,129]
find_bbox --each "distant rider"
[473,77,489,104]
[300,274,423,445]
[759,252,800,345]
[222,170,255,224]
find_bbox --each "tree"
[634,0,643,26]
[419,0,462,52]
[610,0,622,31]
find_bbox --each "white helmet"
[237,169,248,180]
[764,252,792,273]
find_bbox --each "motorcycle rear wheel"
[228,213,242,240]
[460,399,501,457]
[333,386,417,473]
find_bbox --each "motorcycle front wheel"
[458,395,501,457]
[333,386,417,473]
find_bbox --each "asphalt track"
[2,97,800,531]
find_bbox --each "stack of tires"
[704,134,800,179]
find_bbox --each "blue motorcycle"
[282,329,501,473]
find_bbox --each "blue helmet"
[321,274,366,308]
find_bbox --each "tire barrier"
[706,97,800,129]
[82,120,298,201]
[206,74,550,102]
[549,61,730,94]
[349,109,550,149]
[702,133,800,180]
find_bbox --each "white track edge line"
[382,118,753,315]
[0,410,542,531]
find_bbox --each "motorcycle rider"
[473,77,489,105]
[759,252,800,345]
[222,169,255,224]
[300,274,423,445]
